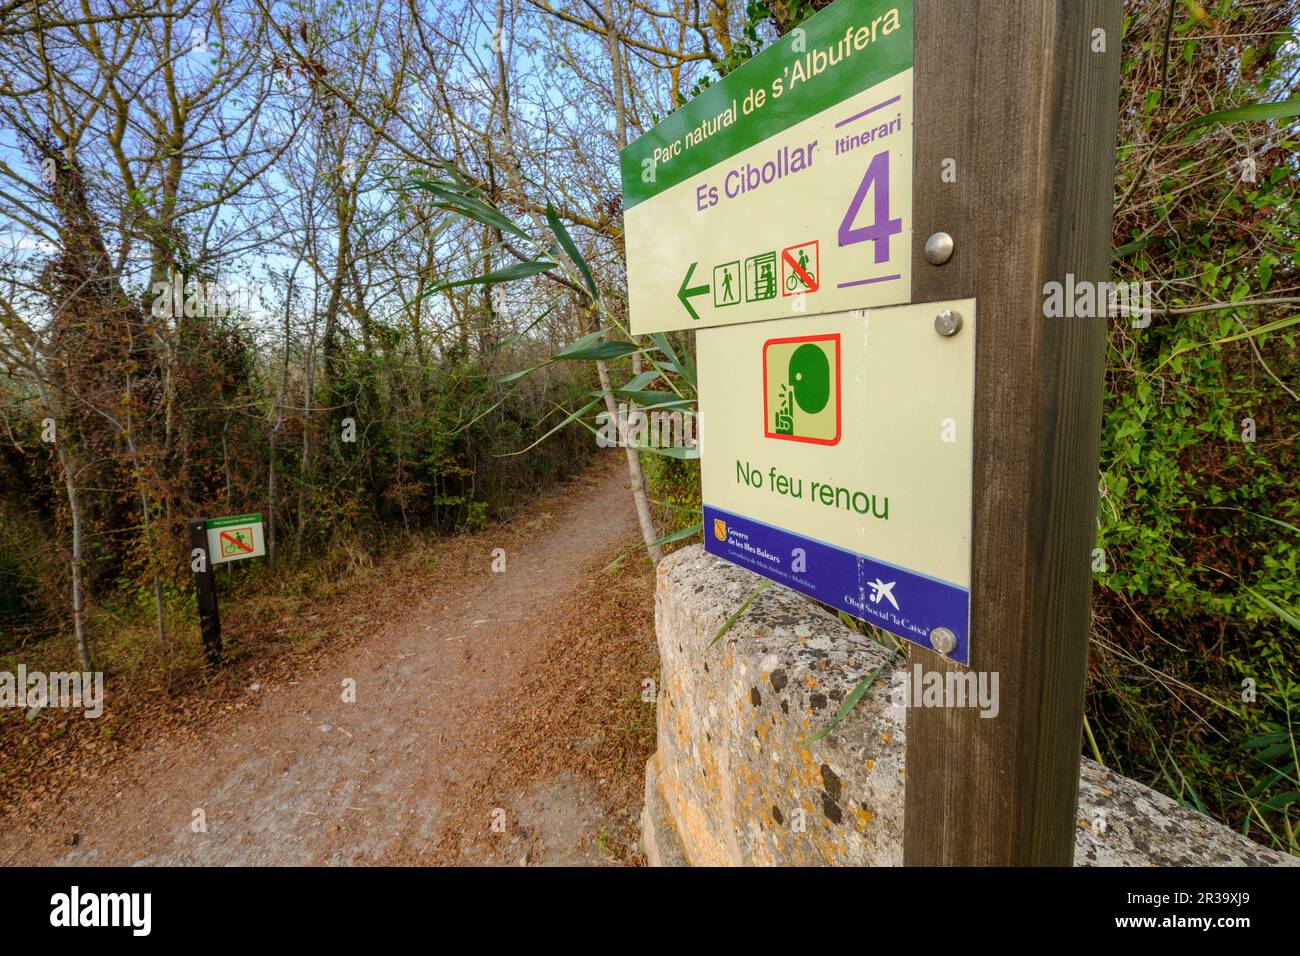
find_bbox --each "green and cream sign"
[205,513,266,564]
[621,0,913,334]
[698,300,976,663]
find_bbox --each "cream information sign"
[620,0,914,334]
[697,300,976,662]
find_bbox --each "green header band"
[619,0,912,211]
[207,514,262,529]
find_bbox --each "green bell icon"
[788,342,831,415]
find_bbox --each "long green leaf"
[608,388,694,409]
[424,260,556,297]
[1197,564,1300,634]
[1182,96,1300,129]
[554,329,607,358]
[556,340,642,361]
[1260,791,1300,813]
[1149,314,1300,374]
[495,397,601,457]
[546,202,598,301]
[407,176,531,240]
[651,522,702,548]
[1198,507,1300,537]
[804,656,899,744]
[621,370,661,392]
[434,160,472,189]
[650,331,697,390]
[493,361,550,384]
[1242,584,1300,634]
[707,580,773,649]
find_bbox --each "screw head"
[934,310,963,337]
[929,627,957,655]
[924,231,954,265]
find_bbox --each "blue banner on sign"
[703,504,970,664]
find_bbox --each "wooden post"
[188,518,223,669]
[903,0,1122,865]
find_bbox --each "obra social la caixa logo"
[763,333,841,445]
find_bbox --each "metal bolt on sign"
[929,627,958,655]
[924,231,954,265]
[934,310,963,337]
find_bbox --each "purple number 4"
[838,150,902,264]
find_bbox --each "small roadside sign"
[621,0,913,333]
[205,514,266,564]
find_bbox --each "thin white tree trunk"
[62,450,90,670]
[124,373,166,648]
[601,0,663,563]
[596,357,663,563]
[492,0,662,563]
[32,376,91,670]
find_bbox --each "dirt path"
[0,461,648,866]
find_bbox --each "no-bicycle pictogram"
[781,241,819,295]
[219,527,256,558]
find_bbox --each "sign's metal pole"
[902,0,1123,865]
[188,518,223,669]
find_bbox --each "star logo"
[868,578,899,611]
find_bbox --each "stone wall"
[642,546,1297,867]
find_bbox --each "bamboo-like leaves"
[648,331,696,391]
[425,260,557,297]
[546,202,598,302]
[495,397,604,457]
[554,337,642,361]
[609,388,693,409]
[804,656,900,744]
[707,579,773,649]
[405,173,531,241]
[1148,314,1300,375]
[1182,96,1300,130]
[651,522,702,548]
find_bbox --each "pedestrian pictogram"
[713,261,741,307]
[763,332,840,445]
[745,252,778,302]
[781,241,819,295]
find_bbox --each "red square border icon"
[762,332,841,446]
[780,241,820,296]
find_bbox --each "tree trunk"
[596,357,663,563]
[492,0,662,564]
[47,427,91,670]
[600,0,662,564]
